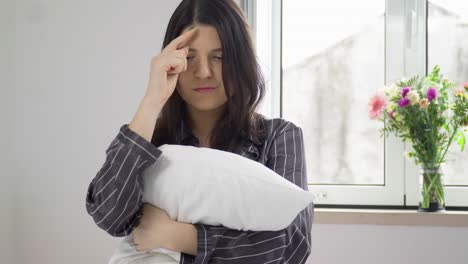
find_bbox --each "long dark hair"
[152,0,265,152]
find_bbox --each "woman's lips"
[193,87,216,93]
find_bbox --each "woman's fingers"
[166,55,187,75]
[163,27,198,53]
[144,29,193,104]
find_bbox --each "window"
[242,0,468,207]
[427,0,468,186]
[282,0,385,186]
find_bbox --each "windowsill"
[315,208,468,227]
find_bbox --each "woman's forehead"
[183,24,222,52]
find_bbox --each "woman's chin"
[188,101,227,113]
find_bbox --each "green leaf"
[456,130,466,151]
[397,76,420,87]
[429,65,440,82]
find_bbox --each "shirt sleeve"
[85,124,162,237]
[182,123,314,264]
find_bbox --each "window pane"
[282,0,385,185]
[428,0,468,186]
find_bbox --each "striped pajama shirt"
[86,117,313,264]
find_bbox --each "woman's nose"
[194,58,213,79]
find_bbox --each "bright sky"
[282,0,468,68]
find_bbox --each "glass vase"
[418,163,445,212]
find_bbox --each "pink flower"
[463,81,468,90]
[368,93,389,120]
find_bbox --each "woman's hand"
[132,204,175,252]
[128,27,198,142]
[145,27,199,106]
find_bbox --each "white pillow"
[142,144,315,231]
[109,144,315,263]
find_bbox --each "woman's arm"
[85,121,162,237]
[174,124,313,263]
[190,207,312,264]
[86,27,198,237]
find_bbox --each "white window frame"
[402,0,468,207]
[242,0,468,207]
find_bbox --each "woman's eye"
[185,56,222,61]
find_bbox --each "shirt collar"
[177,119,261,160]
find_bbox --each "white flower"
[419,98,430,108]
[384,84,400,99]
[407,91,420,105]
[383,85,391,96]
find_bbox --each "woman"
[86,0,313,263]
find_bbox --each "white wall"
[309,224,468,264]
[1,0,15,262]
[6,0,468,263]
[12,0,179,263]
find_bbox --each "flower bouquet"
[368,66,468,211]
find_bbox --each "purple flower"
[398,98,410,108]
[401,86,411,98]
[389,111,395,118]
[427,87,438,102]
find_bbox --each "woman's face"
[177,24,228,112]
